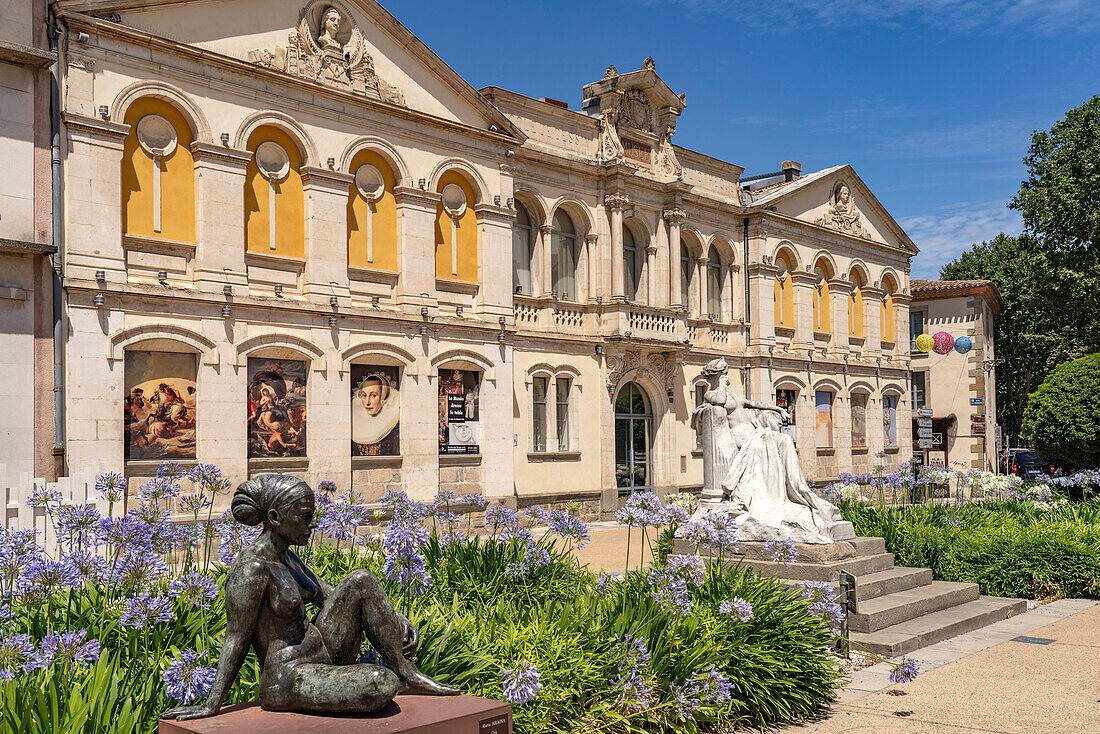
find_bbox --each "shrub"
[838,498,1100,599]
[0,466,842,733]
[1023,353,1100,470]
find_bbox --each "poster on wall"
[851,393,868,449]
[124,350,197,461]
[351,365,400,456]
[438,369,480,455]
[247,359,307,457]
[883,395,898,447]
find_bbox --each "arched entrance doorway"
[615,382,652,492]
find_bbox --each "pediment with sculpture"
[814,181,868,238]
[248,2,405,106]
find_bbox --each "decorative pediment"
[247,2,404,106]
[814,180,868,238]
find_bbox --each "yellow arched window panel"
[121,98,195,242]
[773,251,795,329]
[434,171,478,282]
[245,126,305,259]
[849,273,865,338]
[881,278,897,342]
[347,150,397,272]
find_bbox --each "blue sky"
[394,0,1100,278]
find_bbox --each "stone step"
[849,596,1027,657]
[740,552,895,581]
[849,581,979,633]
[854,566,933,602]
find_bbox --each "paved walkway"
[771,599,1100,733]
[572,521,656,573]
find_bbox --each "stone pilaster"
[605,193,629,301]
[301,166,353,301]
[791,270,817,347]
[746,261,779,347]
[193,143,251,292]
[393,186,440,310]
[664,208,686,308]
[62,114,128,282]
[539,223,553,297]
[584,233,599,302]
[474,203,516,321]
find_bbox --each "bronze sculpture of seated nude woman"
[162,474,459,721]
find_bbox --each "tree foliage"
[940,95,1100,444]
[1022,353,1100,470]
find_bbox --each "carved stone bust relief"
[248,2,405,106]
[815,182,868,238]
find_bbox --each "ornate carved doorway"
[615,382,652,492]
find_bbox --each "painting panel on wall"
[124,350,197,461]
[247,358,307,457]
[351,364,400,456]
[851,393,868,449]
[439,369,480,455]
[815,390,834,449]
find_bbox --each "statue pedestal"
[159,695,512,734]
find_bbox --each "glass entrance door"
[615,382,652,492]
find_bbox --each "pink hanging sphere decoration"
[932,331,954,355]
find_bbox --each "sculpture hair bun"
[231,474,311,527]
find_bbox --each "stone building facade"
[909,279,1002,472]
[42,0,916,516]
[0,0,56,480]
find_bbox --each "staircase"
[686,536,1026,657]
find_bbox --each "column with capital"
[697,255,708,317]
[664,207,686,309]
[605,193,629,301]
[584,233,599,302]
[539,223,554,297]
[646,244,658,305]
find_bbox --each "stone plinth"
[159,695,511,734]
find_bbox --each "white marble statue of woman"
[691,358,853,544]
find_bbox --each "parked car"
[1009,450,1057,480]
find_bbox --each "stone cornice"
[300,166,354,188]
[745,210,913,260]
[0,237,56,256]
[190,142,252,165]
[62,112,128,140]
[0,40,56,67]
[393,186,441,207]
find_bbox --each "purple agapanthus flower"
[0,633,35,680]
[27,485,63,509]
[801,580,845,633]
[156,461,187,482]
[65,551,107,585]
[462,492,487,510]
[672,666,735,720]
[169,573,219,610]
[19,558,84,596]
[719,597,754,622]
[647,565,692,615]
[595,572,613,594]
[163,649,217,703]
[502,660,541,704]
[96,513,154,550]
[56,503,102,550]
[214,517,261,565]
[109,549,169,592]
[120,591,174,628]
[889,657,920,684]
[178,493,212,514]
[381,515,431,597]
[614,491,668,528]
[187,464,230,494]
[764,538,799,567]
[94,472,127,503]
[36,629,99,668]
[317,480,338,494]
[610,634,654,710]
[485,506,521,540]
[547,510,590,547]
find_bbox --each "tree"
[1022,354,1100,470]
[939,95,1100,443]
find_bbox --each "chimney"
[781,160,802,181]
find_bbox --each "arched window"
[615,382,651,491]
[347,149,396,271]
[512,202,534,295]
[435,171,478,282]
[245,126,304,258]
[623,225,639,302]
[680,242,693,311]
[881,276,897,343]
[774,250,795,328]
[706,245,723,319]
[122,98,195,242]
[813,260,831,333]
[849,271,865,338]
[551,210,577,300]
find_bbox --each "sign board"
[928,451,947,467]
[971,398,984,406]
[917,417,933,428]
[917,408,933,417]
[918,427,933,438]
[972,423,986,435]
[918,438,934,449]
[971,414,986,423]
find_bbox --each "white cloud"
[900,201,1024,278]
[658,0,1100,35]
